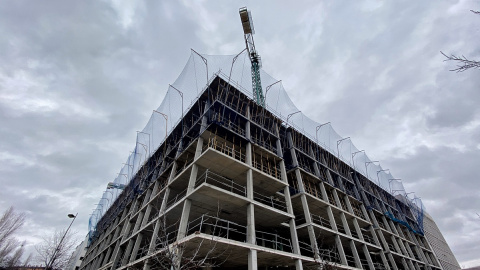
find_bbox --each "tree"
[137,204,228,270]
[441,10,480,72]
[35,229,78,270]
[0,206,28,268]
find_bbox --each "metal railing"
[166,189,187,209]
[203,137,246,163]
[310,213,332,229]
[363,233,375,245]
[253,191,287,212]
[251,159,282,181]
[186,214,293,253]
[195,171,287,212]
[194,170,246,197]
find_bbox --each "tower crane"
[239,7,265,107]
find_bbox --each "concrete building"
[423,212,460,270]
[77,50,450,269]
[67,237,88,270]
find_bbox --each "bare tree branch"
[142,203,229,270]
[441,51,480,72]
[441,10,479,72]
[0,207,28,267]
[35,229,78,270]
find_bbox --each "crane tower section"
[239,7,265,107]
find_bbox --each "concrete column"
[344,195,354,214]
[130,234,143,263]
[352,218,364,241]
[176,200,192,241]
[143,259,151,270]
[360,204,371,223]
[141,204,153,227]
[400,258,409,270]
[276,129,303,270]
[287,131,319,258]
[121,219,132,242]
[335,235,348,266]
[332,189,342,208]
[362,244,375,270]
[121,239,135,266]
[109,242,123,270]
[102,245,113,265]
[381,216,392,232]
[379,252,391,270]
[324,167,336,186]
[133,211,145,233]
[397,238,409,256]
[349,240,362,269]
[405,242,415,258]
[326,206,338,231]
[176,136,205,242]
[386,252,399,270]
[245,106,257,270]
[395,224,406,239]
[391,236,401,254]
[340,212,351,236]
[319,182,329,203]
[406,259,416,270]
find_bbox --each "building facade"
[423,213,460,270]
[78,66,446,269]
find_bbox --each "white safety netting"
[88,50,424,235]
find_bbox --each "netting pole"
[376,169,389,188]
[169,84,184,136]
[351,150,364,171]
[364,161,379,180]
[336,137,350,164]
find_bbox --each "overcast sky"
[1,0,479,267]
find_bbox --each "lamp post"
[46,213,78,270]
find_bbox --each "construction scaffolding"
[82,49,432,270]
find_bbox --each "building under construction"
[78,8,454,270]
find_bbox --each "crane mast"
[239,7,265,107]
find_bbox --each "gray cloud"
[1,0,479,267]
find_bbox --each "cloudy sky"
[1,0,479,267]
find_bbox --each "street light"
[46,213,78,270]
